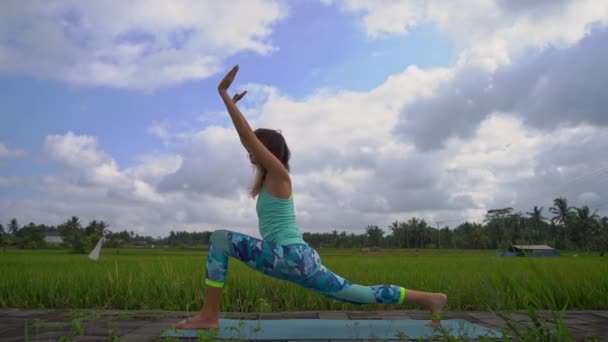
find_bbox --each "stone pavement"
[1,309,607,341]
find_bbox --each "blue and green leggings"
[205,230,406,305]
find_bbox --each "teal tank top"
[256,186,306,245]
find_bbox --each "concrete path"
[1,309,607,341]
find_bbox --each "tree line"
[1,197,607,253]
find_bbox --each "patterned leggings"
[205,230,406,305]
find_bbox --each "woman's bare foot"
[174,313,219,330]
[426,293,448,328]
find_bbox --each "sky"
[1,0,608,238]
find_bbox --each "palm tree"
[67,216,82,230]
[526,206,545,243]
[338,231,348,248]
[575,205,599,221]
[550,198,573,225]
[485,208,513,248]
[407,218,421,249]
[388,220,407,248]
[8,218,19,235]
[99,221,110,236]
[85,220,99,236]
[404,221,411,248]
[574,206,599,250]
[599,217,608,255]
[470,224,488,249]
[417,219,429,249]
[550,197,574,247]
[365,225,384,247]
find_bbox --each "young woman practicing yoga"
[174,65,447,330]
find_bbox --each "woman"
[175,65,447,330]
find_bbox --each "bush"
[62,230,88,254]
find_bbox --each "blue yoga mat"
[162,319,502,339]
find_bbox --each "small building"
[44,231,63,245]
[500,244,559,257]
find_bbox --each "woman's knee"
[210,229,231,242]
[209,230,232,252]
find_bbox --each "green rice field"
[1,248,606,312]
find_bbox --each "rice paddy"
[1,248,606,313]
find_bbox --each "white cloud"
[335,0,421,38]
[43,131,177,205]
[1,171,260,238]
[44,131,111,169]
[441,114,543,217]
[148,121,172,144]
[147,120,199,148]
[0,176,26,187]
[124,154,183,184]
[499,123,608,214]
[153,64,478,233]
[249,66,453,173]
[0,142,26,158]
[579,192,601,204]
[394,26,608,151]
[23,65,452,235]
[448,0,608,70]
[5,65,608,237]
[3,1,608,236]
[157,125,253,197]
[326,0,608,70]
[0,0,288,90]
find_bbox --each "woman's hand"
[218,65,239,93]
[218,65,247,104]
[232,91,247,104]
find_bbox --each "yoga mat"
[162,319,503,339]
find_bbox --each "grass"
[1,248,606,312]
[4,247,607,340]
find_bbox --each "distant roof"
[512,245,555,250]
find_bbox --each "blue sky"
[1,0,607,235]
[1,1,454,172]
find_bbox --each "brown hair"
[250,128,291,197]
